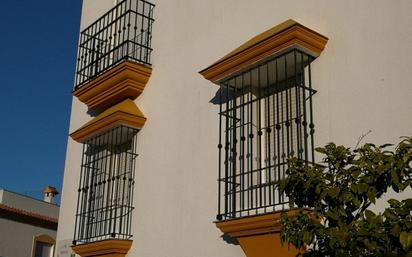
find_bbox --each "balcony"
[70,2,154,257]
[200,20,328,257]
[73,125,139,245]
[74,0,155,90]
[215,49,317,222]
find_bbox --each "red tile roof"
[0,203,58,224]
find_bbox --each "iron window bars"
[216,49,316,221]
[74,0,155,89]
[73,126,138,244]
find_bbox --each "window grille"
[216,49,316,220]
[74,0,155,89]
[73,126,138,244]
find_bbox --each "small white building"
[0,188,59,257]
[56,1,412,257]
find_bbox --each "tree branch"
[355,130,372,149]
[354,200,372,222]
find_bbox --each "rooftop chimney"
[43,186,59,204]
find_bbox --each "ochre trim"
[73,60,152,111]
[70,99,146,142]
[215,209,305,238]
[72,239,132,257]
[32,235,55,257]
[216,212,281,238]
[43,186,58,195]
[199,19,328,84]
[238,233,300,257]
[34,234,55,245]
[215,210,305,257]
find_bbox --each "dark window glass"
[34,242,53,257]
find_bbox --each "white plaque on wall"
[55,239,75,257]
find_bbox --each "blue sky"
[0,0,82,202]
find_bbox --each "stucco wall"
[0,218,56,257]
[55,1,116,256]
[56,0,412,257]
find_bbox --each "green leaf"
[358,183,369,193]
[391,225,401,237]
[388,199,401,208]
[365,210,375,221]
[315,147,327,154]
[367,190,376,204]
[351,170,361,178]
[326,210,339,220]
[351,184,358,193]
[403,198,412,209]
[391,170,400,185]
[303,231,313,244]
[328,187,340,198]
[400,232,412,251]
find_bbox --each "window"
[32,235,55,257]
[216,49,316,220]
[73,125,138,244]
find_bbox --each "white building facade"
[56,1,412,257]
[0,189,59,257]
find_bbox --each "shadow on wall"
[221,234,239,245]
[86,108,100,117]
[209,87,246,105]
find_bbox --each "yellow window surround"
[31,234,55,257]
[199,19,328,84]
[70,99,146,143]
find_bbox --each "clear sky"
[0,0,83,202]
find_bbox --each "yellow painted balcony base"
[73,60,152,112]
[216,211,302,257]
[239,233,299,257]
[71,239,132,257]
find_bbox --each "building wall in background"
[0,218,56,257]
[0,189,58,257]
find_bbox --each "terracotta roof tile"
[0,204,58,224]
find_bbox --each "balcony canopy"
[200,19,328,84]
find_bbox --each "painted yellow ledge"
[71,239,132,257]
[70,99,146,142]
[200,19,328,84]
[73,60,152,112]
[215,210,303,257]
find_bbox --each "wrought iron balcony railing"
[216,49,316,221]
[74,0,155,90]
[73,125,138,244]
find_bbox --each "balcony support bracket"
[71,239,132,257]
[73,60,152,112]
[215,211,303,257]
